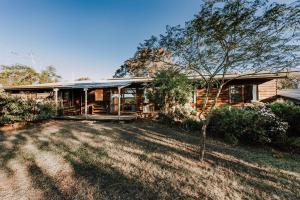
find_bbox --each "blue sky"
[0,0,200,81]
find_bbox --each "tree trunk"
[199,84,224,161]
[199,85,210,117]
[200,119,208,160]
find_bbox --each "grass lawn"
[0,120,299,200]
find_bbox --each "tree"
[140,0,300,160]
[148,68,193,117]
[39,66,61,84]
[114,38,172,78]
[277,71,300,89]
[0,65,39,86]
[75,77,91,81]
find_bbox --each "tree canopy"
[0,65,39,86]
[0,65,61,86]
[114,40,173,78]
[39,66,61,84]
[144,0,299,79]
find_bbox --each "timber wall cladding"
[95,89,104,101]
[11,92,51,99]
[196,86,230,110]
[258,79,277,100]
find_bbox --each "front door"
[110,89,119,113]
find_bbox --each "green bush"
[208,106,288,146]
[286,137,300,153]
[267,102,300,137]
[181,118,202,132]
[0,95,55,125]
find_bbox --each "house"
[2,72,288,118]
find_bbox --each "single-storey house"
[2,72,289,118]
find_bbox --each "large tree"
[140,0,300,160]
[114,38,172,78]
[39,66,61,84]
[0,65,39,86]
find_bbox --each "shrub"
[267,102,300,137]
[208,106,288,146]
[35,100,56,120]
[286,137,300,153]
[147,68,193,119]
[0,95,55,125]
[181,118,202,132]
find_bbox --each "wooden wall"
[196,79,279,110]
[258,79,277,101]
[9,92,52,99]
[196,85,230,110]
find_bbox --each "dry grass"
[0,120,299,200]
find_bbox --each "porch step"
[92,105,106,114]
[63,106,80,115]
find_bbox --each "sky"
[0,0,201,81]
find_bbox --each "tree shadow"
[111,125,198,160]
[1,120,299,199]
[29,123,198,200]
[0,130,27,175]
[28,160,68,200]
[107,121,300,199]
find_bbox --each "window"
[122,88,136,112]
[229,85,243,103]
[229,84,258,103]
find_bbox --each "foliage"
[208,106,288,146]
[147,68,193,119]
[39,66,61,84]
[286,137,300,152]
[0,65,39,86]
[267,102,300,137]
[277,77,299,89]
[0,65,61,86]
[75,77,91,81]
[114,42,172,78]
[181,118,202,132]
[277,71,300,89]
[0,95,55,125]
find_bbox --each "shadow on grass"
[0,120,299,199]
[0,130,27,175]
[108,121,300,199]
[28,161,67,200]
[43,121,300,199]
[37,132,187,199]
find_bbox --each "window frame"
[229,85,244,104]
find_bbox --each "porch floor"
[56,114,137,121]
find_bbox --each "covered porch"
[53,80,149,119]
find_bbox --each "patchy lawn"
[0,120,299,200]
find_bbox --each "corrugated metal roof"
[2,78,149,90]
[277,89,300,101]
[63,81,132,89]
[2,71,292,90]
